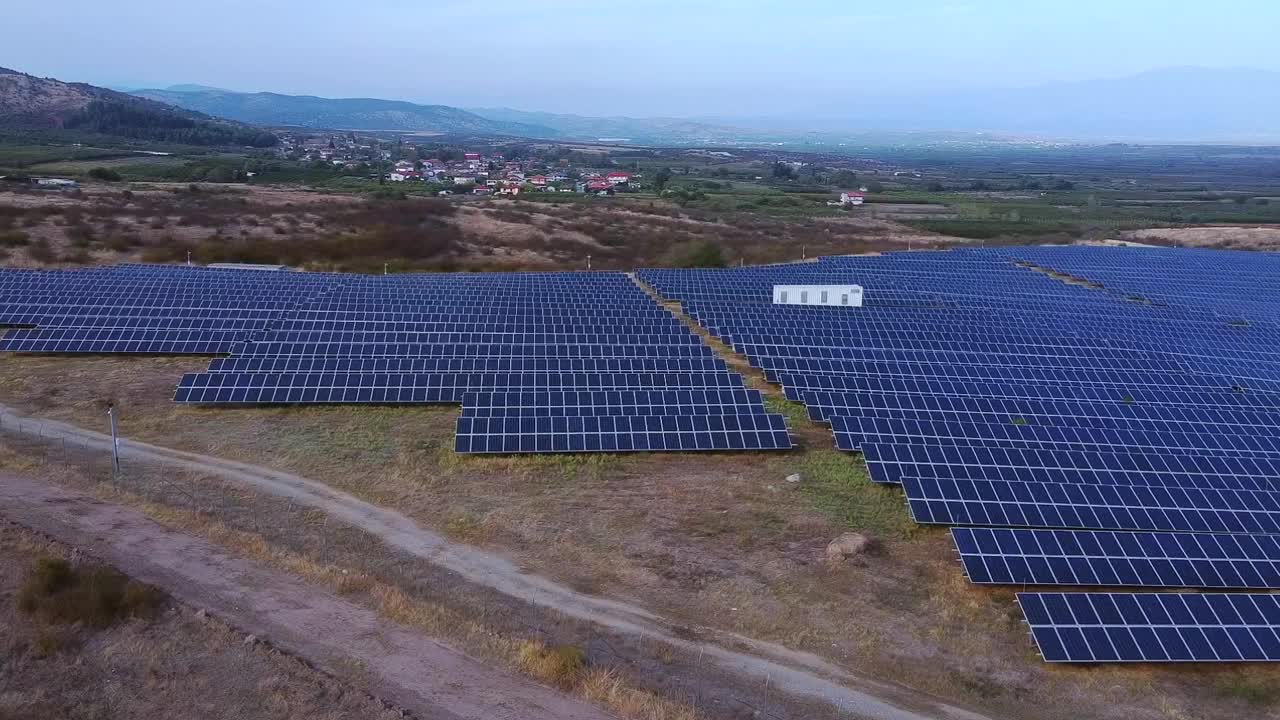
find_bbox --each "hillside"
[131,87,557,137]
[0,67,276,147]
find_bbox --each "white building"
[772,284,863,307]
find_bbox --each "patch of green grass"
[1214,671,1280,706]
[765,396,810,427]
[795,450,917,539]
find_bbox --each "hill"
[0,67,277,147]
[131,87,557,137]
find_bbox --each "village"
[275,132,642,196]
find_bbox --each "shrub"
[17,556,165,628]
[672,240,726,268]
[0,229,30,247]
[516,640,586,688]
[26,238,57,263]
[88,167,123,182]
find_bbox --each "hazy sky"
[8,0,1278,116]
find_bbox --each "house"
[605,172,631,186]
[529,175,548,186]
[389,171,422,182]
[587,179,613,194]
[464,152,482,168]
[33,178,79,189]
[473,186,493,196]
[840,191,865,206]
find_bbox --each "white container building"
[772,284,863,307]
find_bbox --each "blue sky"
[7,0,1278,116]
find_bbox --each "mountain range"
[133,67,1280,144]
[4,66,1278,147]
[0,67,276,147]
[130,86,556,137]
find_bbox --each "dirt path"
[0,402,993,720]
[0,471,613,720]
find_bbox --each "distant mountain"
[465,107,766,143]
[727,68,1280,143]
[0,67,277,147]
[131,87,557,137]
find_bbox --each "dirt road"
[0,472,613,720]
[0,402,993,720]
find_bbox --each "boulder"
[785,473,802,484]
[826,532,870,562]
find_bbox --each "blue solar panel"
[1018,592,1280,662]
[953,528,1280,589]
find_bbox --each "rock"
[826,532,870,562]
[785,473,802,484]
[243,634,258,646]
[195,609,207,620]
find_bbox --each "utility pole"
[106,403,121,479]
[587,255,592,270]
[802,245,806,260]
[186,250,192,266]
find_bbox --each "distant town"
[277,132,643,197]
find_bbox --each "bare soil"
[0,518,407,720]
[1119,225,1280,250]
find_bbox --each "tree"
[772,162,794,180]
[864,180,884,193]
[88,167,122,182]
[833,170,858,187]
[653,167,673,193]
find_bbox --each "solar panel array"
[1,264,791,455]
[640,246,1280,663]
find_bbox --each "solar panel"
[953,527,1280,589]
[454,414,793,454]
[902,475,1280,534]
[1017,592,1280,662]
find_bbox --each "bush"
[18,556,164,629]
[516,640,586,688]
[672,240,726,268]
[26,238,57,263]
[88,167,123,182]
[0,229,30,247]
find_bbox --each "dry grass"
[24,469,707,720]
[579,668,702,720]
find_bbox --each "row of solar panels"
[640,246,1280,664]
[0,264,793,455]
